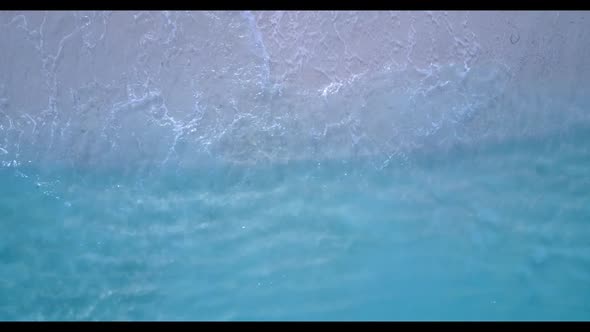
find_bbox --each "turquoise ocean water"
[1,124,589,320]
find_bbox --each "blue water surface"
[1,127,589,321]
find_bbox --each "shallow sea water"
[1,126,589,321]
